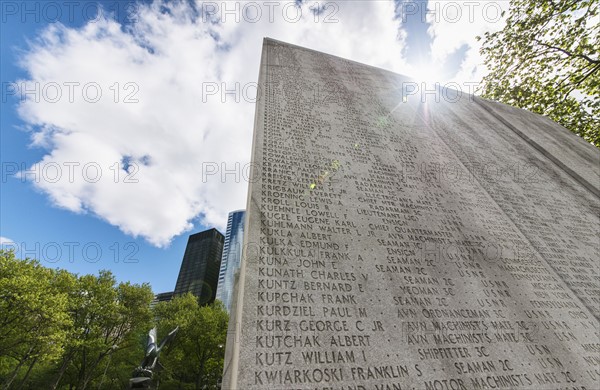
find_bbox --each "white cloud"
[15,0,407,247]
[0,237,15,246]
[426,0,509,85]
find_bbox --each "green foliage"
[1,250,74,388]
[153,294,229,389]
[0,250,229,389]
[0,251,73,360]
[0,250,154,389]
[52,271,154,389]
[478,0,600,146]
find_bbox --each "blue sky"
[0,0,508,293]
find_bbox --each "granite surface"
[222,38,600,390]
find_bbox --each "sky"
[0,0,510,293]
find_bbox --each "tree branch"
[533,40,600,64]
[574,63,600,86]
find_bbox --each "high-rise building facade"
[216,210,246,312]
[150,291,173,309]
[173,228,224,305]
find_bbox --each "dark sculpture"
[130,326,179,389]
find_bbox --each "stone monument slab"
[223,38,600,390]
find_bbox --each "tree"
[153,295,229,389]
[50,272,154,390]
[478,0,599,146]
[0,251,230,389]
[0,250,73,389]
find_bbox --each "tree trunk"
[16,356,38,390]
[195,355,206,390]
[77,348,88,390]
[81,350,111,390]
[2,358,25,390]
[2,346,33,390]
[96,353,112,390]
[51,352,73,390]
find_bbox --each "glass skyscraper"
[173,228,224,305]
[150,291,173,309]
[216,210,246,312]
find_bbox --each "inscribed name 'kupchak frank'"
[222,38,600,390]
